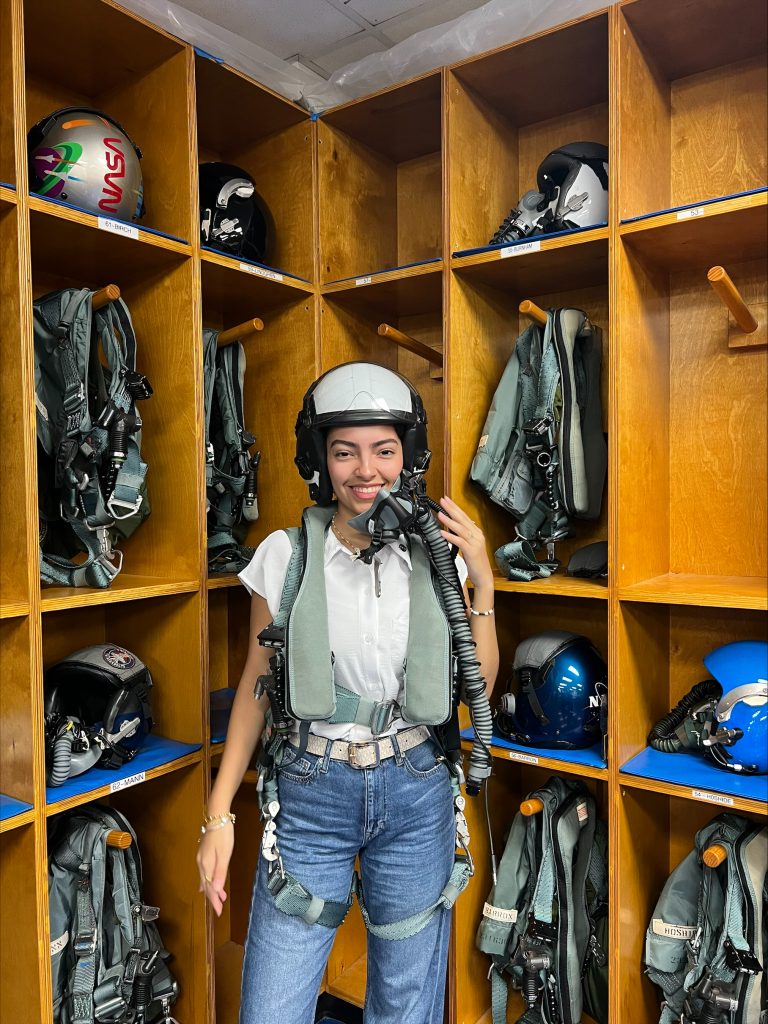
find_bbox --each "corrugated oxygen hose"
[417,499,493,795]
[647,680,721,753]
[48,727,74,787]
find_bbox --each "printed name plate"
[501,240,541,259]
[508,750,539,765]
[110,771,146,794]
[98,217,139,240]
[355,276,372,286]
[691,788,734,806]
[676,206,705,221]
[239,262,283,282]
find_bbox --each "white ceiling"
[171,0,488,78]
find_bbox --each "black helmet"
[536,142,608,232]
[294,362,428,506]
[44,644,154,776]
[199,161,273,263]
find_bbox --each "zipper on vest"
[731,829,759,1024]
[551,796,577,1024]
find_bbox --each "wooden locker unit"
[195,53,315,284]
[1,0,766,1021]
[318,71,443,285]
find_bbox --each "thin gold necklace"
[331,513,362,558]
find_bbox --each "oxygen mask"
[347,453,434,563]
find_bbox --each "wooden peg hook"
[703,843,727,868]
[520,797,544,817]
[218,317,264,346]
[377,323,444,368]
[708,266,766,349]
[106,830,132,849]
[92,284,121,310]
[519,300,548,327]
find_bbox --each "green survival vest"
[644,813,767,1024]
[470,308,606,579]
[203,329,261,574]
[48,806,178,1024]
[277,504,453,730]
[477,776,609,1024]
[34,288,151,588]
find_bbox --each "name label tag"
[691,789,734,806]
[501,240,541,259]
[483,902,518,923]
[355,276,372,286]
[110,771,145,794]
[98,217,139,240]
[239,262,283,282]
[676,206,705,221]
[652,918,697,940]
[508,750,539,765]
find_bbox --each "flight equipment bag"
[470,308,606,577]
[477,776,608,1024]
[644,813,767,1024]
[34,288,151,588]
[48,806,178,1024]
[203,329,260,574]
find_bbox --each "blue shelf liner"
[326,256,442,286]
[461,727,607,771]
[0,794,33,821]
[0,181,16,191]
[620,187,768,225]
[46,734,201,806]
[452,221,608,259]
[621,747,768,804]
[201,245,310,283]
[210,687,236,744]
[31,193,188,244]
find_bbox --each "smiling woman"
[197,361,499,1024]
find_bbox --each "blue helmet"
[495,630,607,749]
[703,640,768,775]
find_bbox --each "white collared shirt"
[239,526,467,742]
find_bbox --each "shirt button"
[362,633,374,645]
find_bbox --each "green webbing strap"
[329,684,397,734]
[266,868,354,928]
[494,539,558,582]
[63,827,103,1024]
[274,527,303,631]
[491,967,509,1024]
[355,856,472,941]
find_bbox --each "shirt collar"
[324,525,412,569]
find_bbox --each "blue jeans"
[239,734,456,1024]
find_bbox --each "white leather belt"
[298,725,432,770]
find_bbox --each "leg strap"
[266,868,353,928]
[355,855,473,941]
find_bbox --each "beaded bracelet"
[469,607,495,617]
[200,811,236,836]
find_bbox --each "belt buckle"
[348,741,379,770]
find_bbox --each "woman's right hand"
[197,823,235,917]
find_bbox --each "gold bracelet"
[469,606,494,616]
[201,811,236,835]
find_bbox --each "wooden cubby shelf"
[2,0,765,1022]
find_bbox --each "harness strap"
[266,869,354,928]
[355,855,472,940]
[330,684,398,735]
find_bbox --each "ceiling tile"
[308,29,385,72]
[172,0,359,59]
[381,0,487,43]
[344,0,429,27]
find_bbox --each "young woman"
[197,363,498,1024]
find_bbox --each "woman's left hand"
[436,495,494,589]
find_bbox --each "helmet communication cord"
[348,451,494,796]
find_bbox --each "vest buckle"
[369,700,396,736]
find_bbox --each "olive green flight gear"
[644,813,767,1024]
[477,776,608,1024]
